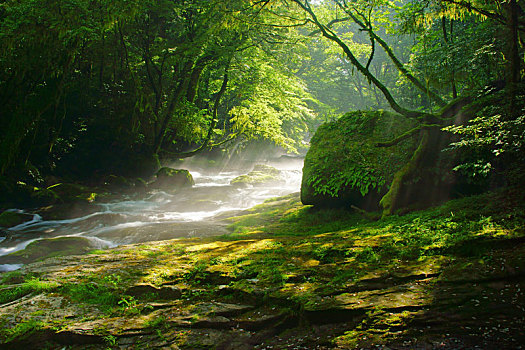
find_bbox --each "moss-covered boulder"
[0,210,34,228]
[230,164,281,187]
[150,167,195,191]
[46,183,102,203]
[0,178,105,209]
[0,237,94,265]
[301,110,418,209]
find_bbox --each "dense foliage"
[290,0,524,211]
[0,0,316,181]
[0,0,523,206]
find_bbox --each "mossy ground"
[0,189,524,349]
[0,237,94,265]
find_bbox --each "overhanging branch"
[375,124,439,147]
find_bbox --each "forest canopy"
[0,0,523,195]
[1,2,524,347]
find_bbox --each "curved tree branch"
[166,58,232,159]
[333,0,447,107]
[366,36,375,71]
[375,124,439,147]
[293,0,421,118]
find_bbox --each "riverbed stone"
[230,164,281,187]
[1,191,523,349]
[36,202,105,220]
[0,210,34,228]
[126,284,182,300]
[150,167,195,191]
[48,183,98,203]
[0,236,94,265]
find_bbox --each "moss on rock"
[150,167,195,191]
[301,110,418,209]
[0,190,524,349]
[0,237,94,265]
[230,164,281,187]
[0,210,33,228]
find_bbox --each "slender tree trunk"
[507,0,520,120]
[153,60,194,154]
[172,60,231,158]
[99,32,105,90]
[186,58,208,103]
[442,17,458,99]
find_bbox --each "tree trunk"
[442,17,458,99]
[507,0,521,120]
[169,60,231,158]
[186,60,207,103]
[379,130,429,217]
[153,60,194,154]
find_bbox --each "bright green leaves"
[443,88,525,182]
[169,101,212,144]
[227,46,316,152]
[308,163,384,197]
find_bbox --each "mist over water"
[0,158,304,271]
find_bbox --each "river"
[0,158,304,272]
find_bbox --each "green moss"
[230,165,281,186]
[47,183,98,202]
[301,110,418,207]
[0,277,59,304]
[252,164,281,175]
[60,281,120,310]
[0,210,32,228]
[143,315,167,329]
[380,131,429,216]
[152,167,195,189]
[0,318,45,343]
[1,237,93,264]
[88,249,106,254]
[1,188,523,347]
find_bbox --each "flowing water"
[0,158,304,272]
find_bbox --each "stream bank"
[0,159,303,272]
[1,189,524,349]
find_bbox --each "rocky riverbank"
[1,190,524,349]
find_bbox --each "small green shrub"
[183,262,210,284]
[61,282,119,308]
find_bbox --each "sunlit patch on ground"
[0,190,524,348]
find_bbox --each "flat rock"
[125,284,182,299]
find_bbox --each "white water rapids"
[0,159,303,272]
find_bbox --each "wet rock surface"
[1,242,523,349]
[150,168,195,191]
[0,210,34,229]
[0,237,95,265]
[0,163,303,271]
[230,164,282,187]
[1,192,524,349]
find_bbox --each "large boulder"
[301,111,418,209]
[150,167,195,191]
[0,210,34,228]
